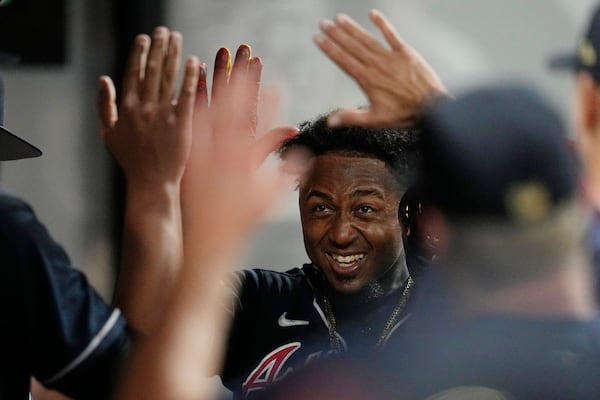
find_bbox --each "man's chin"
[328,277,366,295]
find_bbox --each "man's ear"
[575,72,600,137]
[417,207,451,259]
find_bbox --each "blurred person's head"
[550,5,600,208]
[418,86,587,303]
[0,75,41,161]
[279,113,420,297]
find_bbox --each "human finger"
[175,56,200,120]
[211,47,231,105]
[253,164,298,220]
[97,76,118,141]
[194,62,209,113]
[319,16,378,66]
[121,34,150,100]
[229,44,251,90]
[251,126,298,168]
[327,108,382,129]
[141,26,169,102]
[333,13,387,56]
[244,56,262,137]
[160,31,183,104]
[254,85,282,140]
[313,34,365,81]
[369,9,406,52]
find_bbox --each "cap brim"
[547,52,579,70]
[0,125,42,161]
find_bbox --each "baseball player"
[549,3,600,302]
[2,26,200,399]
[214,113,421,399]
[387,85,600,399]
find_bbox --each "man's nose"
[328,213,357,247]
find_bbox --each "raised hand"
[98,26,199,190]
[314,9,448,128]
[116,46,301,400]
[182,44,299,240]
[96,27,200,335]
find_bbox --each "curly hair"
[278,113,421,191]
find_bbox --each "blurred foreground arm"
[97,27,199,335]
[314,9,447,128]
[116,45,299,399]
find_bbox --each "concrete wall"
[167,0,597,271]
[0,0,597,296]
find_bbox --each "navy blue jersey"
[383,314,600,399]
[0,188,129,399]
[257,265,600,400]
[260,314,600,400]
[220,264,414,399]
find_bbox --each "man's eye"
[314,204,328,213]
[358,205,374,214]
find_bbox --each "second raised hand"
[314,9,448,129]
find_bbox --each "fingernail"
[135,34,149,47]
[369,9,382,18]
[313,34,325,45]
[153,26,168,37]
[198,63,207,88]
[328,114,341,127]
[320,19,334,30]
[235,44,251,62]
[217,47,230,61]
[334,14,349,24]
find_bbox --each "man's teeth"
[332,253,365,264]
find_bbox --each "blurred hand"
[182,45,299,241]
[116,44,303,400]
[314,9,448,128]
[97,26,199,190]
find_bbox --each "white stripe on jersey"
[42,308,122,384]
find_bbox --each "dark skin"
[299,152,409,301]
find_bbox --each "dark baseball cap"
[418,85,578,223]
[549,5,600,82]
[0,75,41,160]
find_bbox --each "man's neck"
[454,256,597,321]
[329,259,410,308]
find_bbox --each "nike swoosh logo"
[278,312,310,327]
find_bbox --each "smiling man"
[217,113,421,399]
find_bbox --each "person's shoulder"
[385,315,600,399]
[0,187,46,241]
[0,187,33,214]
[234,264,318,294]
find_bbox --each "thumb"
[97,76,118,141]
[251,126,299,169]
[328,108,408,129]
[326,108,376,128]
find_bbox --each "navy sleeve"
[0,189,129,399]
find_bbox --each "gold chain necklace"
[323,276,414,352]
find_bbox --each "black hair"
[278,112,421,191]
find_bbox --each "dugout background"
[0,0,593,300]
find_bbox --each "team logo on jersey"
[242,342,301,397]
[277,312,310,327]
